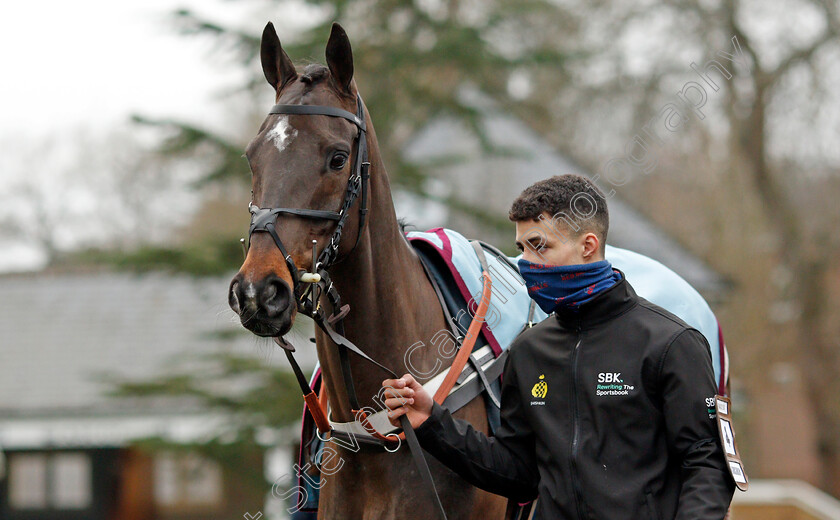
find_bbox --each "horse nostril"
[260,279,290,317]
[229,280,242,314]
[264,283,277,301]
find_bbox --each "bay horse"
[228,22,507,519]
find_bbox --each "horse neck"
[315,127,445,422]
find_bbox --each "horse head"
[229,22,368,337]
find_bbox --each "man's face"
[514,212,602,266]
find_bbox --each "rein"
[242,94,494,520]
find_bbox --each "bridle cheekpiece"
[245,94,370,322]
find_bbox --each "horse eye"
[329,152,349,171]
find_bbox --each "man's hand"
[381,374,434,429]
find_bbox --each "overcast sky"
[0,0,265,139]
[3,0,834,273]
[0,0,327,271]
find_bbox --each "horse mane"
[397,217,414,234]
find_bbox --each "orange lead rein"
[384,271,494,442]
[432,272,493,404]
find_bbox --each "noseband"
[246,94,370,316]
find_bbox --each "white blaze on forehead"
[267,115,298,153]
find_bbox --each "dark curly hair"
[508,174,609,252]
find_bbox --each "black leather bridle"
[242,94,448,520]
[247,94,370,312]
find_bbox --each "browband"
[268,103,366,132]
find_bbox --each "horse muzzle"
[228,273,295,336]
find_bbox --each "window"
[52,453,92,508]
[8,452,92,511]
[153,452,223,510]
[8,454,47,509]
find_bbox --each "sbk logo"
[597,372,622,383]
[595,371,633,397]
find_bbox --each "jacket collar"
[552,269,638,330]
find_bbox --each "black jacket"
[414,272,735,520]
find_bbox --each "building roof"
[401,97,728,297]
[0,270,318,447]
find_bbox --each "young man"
[382,175,735,519]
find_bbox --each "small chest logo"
[531,374,548,398]
[598,372,622,383]
[595,371,635,396]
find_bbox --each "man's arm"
[661,328,735,519]
[383,352,540,501]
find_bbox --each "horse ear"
[261,22,297,92]
[325,22,354,94]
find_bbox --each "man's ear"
[325,22,354,95]
[261,22,297,92]
[581,232,601,260]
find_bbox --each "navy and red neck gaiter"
[517,258,622,314]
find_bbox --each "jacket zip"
[569,325,586,520]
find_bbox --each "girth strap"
[467,353,501,409]
[455,349,496,385]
